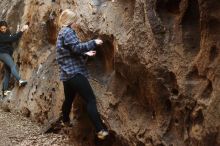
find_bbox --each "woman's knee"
[11,64,17,71]
[0,55,15,68]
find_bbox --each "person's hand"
[21,25,29,32]
[95,39,103,45]
[84,50,96,56]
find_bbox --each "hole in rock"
[156,0,181,14]
[87,35,115,85]
[155,0,181,45]
[174,119,179,124]
[201,80,213,99]
[182,0,200,54]
[209,45,218,62]
[46,11,58,45]
[208,18,220,34]
[195,109,204,124]
[136,141,145,146]
[186,67,198,79]
[171,88,179,95]
[155,0,181,36]
[165,99,172,111]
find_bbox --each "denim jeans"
[0,53,20,90]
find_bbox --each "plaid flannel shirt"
[56,26,96,81]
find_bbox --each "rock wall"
[0,0,219,146]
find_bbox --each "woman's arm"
[63,29,97,55]
[0,31,23,43]
[0,24,29,43]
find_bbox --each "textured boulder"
[0,0,219,146]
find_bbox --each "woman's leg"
[0,53,20,81]
[2,65,11,91]
[62,81,76,122]
[69,74,104,132]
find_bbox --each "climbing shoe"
[97,130,109,140]
[2,90,11,97]
[19,79,27,86]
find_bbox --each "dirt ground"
[0,107,71,146]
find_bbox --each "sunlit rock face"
[0,0,219,145]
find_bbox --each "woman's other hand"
[21,25,29,32]
[95,39,103,45]
[85,50,96,56]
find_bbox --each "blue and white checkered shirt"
[56,26,97,81]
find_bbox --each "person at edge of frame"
[0,20,29,97]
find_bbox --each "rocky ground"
[0,105,71,146]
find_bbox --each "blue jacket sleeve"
[63,29,97,54]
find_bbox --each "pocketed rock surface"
[0,0,219,146]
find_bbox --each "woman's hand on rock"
[95,39,103,45]
[21,25,29,32]
[85,50,96,56]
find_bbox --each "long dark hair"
[0,20,10,34]
[0,20,8,27]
